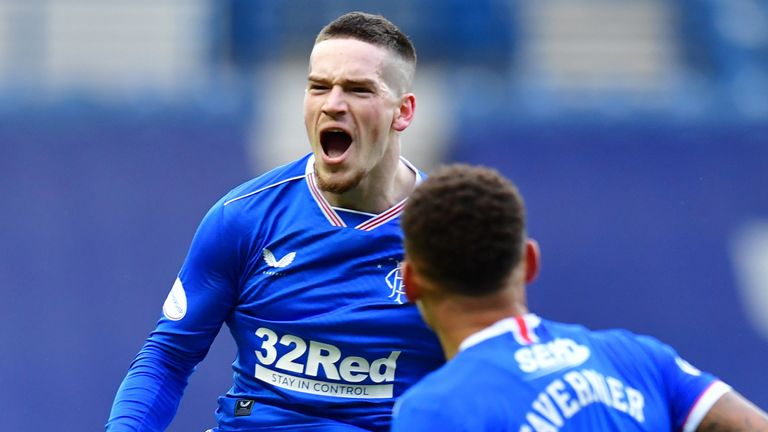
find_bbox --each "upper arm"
[697,390,768,432]
[633,335,723,430]
[107,201,242,430]
[152,201,241,356]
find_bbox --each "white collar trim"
[459,314,542,351]
[304,155,421,231]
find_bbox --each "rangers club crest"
[385,262,406,304]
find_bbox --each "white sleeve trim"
[682,381,732,432]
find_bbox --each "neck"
[427,288,528,360]
[323,145,415,214]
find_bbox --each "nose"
[321,86,347,116]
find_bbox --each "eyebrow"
[307,75,378,88]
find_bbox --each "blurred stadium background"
[1,0,766,430]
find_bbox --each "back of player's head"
[401,164,526,296]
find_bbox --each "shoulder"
[537,320,665,372]
[578,326,694,387]
[590,327,674,358]
[220,155,310,208]
[192,155,310,239]
[569,322,655,349]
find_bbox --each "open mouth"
[320,129,352,159]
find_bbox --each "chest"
[238,222,406,320]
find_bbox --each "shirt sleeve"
[106,200,240,431]
[635,335,731,432]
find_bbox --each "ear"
[525,239,541,284]
[392,93,415,132]
[401,260,421,303]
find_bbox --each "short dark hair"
[315,12,417,66]
[401,164,526,296]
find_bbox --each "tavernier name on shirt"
[515,338,645,432]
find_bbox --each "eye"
[308,83,329,92]
[351,87,373,94]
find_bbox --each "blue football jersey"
[393,314,731,432]
[107,154,444,432]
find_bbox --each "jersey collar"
[459,313,542,352]
[304,155,421,231]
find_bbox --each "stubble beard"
[315,166,365,195]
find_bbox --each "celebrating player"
[393,164,768,431]
[106,12,443,432]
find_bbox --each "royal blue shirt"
[107,154,444,431]
[393,314,730,432]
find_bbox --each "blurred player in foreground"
[393,164,768,431]
[106,11,443,432]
